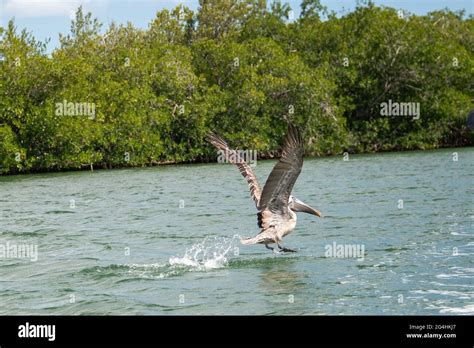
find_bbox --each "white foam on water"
[439,304,474,314]
[450,231,471,236]
[169,235,241,271]
[128,263,166,270]
[411,289,473,297]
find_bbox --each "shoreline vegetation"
[1,146,471,177]
[0,0,473,175]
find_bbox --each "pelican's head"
[289,195,322,217]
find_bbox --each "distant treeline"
[0,0,472,174]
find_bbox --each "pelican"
[207,124,321,253]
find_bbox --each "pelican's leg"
[277,244,297,253]
[264,244,274,251]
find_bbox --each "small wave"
[228,254,300,268]
[439,304,474,314]
[411,289,473,297]
[450,232,472,236]
[80,262,187,280]
[126,263,186,279]
[0,231,48,237]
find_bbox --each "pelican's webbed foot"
[277,244,297,253]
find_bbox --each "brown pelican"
[207,124,321,253]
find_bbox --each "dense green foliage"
[0,0,472,174]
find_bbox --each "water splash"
[80,235,242,280]
[169,235,241,271]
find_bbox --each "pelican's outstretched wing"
[206,132,262,208]
[259,124,304,216]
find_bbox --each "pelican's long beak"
[292,198,322,217]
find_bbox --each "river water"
[0,148,472,314]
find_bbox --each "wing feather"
[206,132,262,208]
[259,124,304,215]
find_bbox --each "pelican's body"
[207,124,321,253]
[244,208,297,246]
